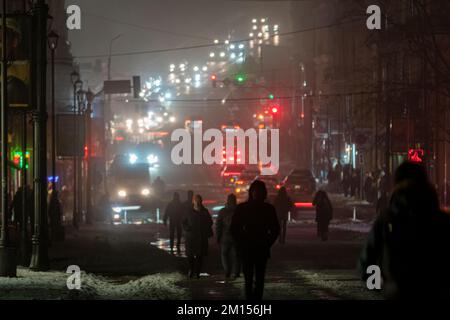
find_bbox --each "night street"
[0,0,450,306]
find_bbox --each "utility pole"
[105,34,122,194]
[29,0,49,271]
[0,0,17,277]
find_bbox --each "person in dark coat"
[273,187,294,244]
[342,165,352,197]
[313,190,333,241]
[163,192,184,253]
[230,180,280,300]
[364,172,374,203]
[216,194,240,279]
[48,190,64,241]
[358,161,450,299]
[8,185,34,230]
[182,194,213,278]
[183,190,194,216]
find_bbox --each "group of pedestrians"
[163,181,280,300]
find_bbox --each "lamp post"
[70,71,82,229]
[30,0,49,271]
[0,0,17,276]
[85,89,94,224]
[76,89,86,223]
[47,30,59,190]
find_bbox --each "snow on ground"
[331,222,373,233]
[293,269,382,300]
[0,268,189,300]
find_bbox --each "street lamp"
[47,30,59,191]
[85,89,95,224]
[70,71,82,229]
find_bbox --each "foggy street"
[0,0,449,306]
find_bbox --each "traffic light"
[271,106,279,114]
[268,93,275,100]
[12,151,30,169]
[234,73,247,85]
[211,74,217,88]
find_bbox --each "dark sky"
[66,0,293,79]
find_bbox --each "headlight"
[129,153,138,164]
[113,214,120,220]
[141,188,150,196]
[118,190,127,198]
[147,154,159,164]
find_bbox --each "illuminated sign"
[408,148,424,163]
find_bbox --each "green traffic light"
[235,73,246,84]
[268,94,274,100]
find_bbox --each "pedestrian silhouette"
[152,176,166,199]
[312,190,333,241]
[230,180,280,300]
[216,194,240,279]
[359,161,450,299]
[182,194,213,278]
[163,192,184,254]
[183,190,194,216]
[273,187,294,244]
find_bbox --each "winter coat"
[359,181,450,299]
[273,195,294,221]
[216,205,237,244]
[163,199,184,225]
[230,200,280,259]
[313,191,333,224]
[182,207,213,257]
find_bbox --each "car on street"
[281,169,316,210]
[221,164,245,188]
[108,161,153,224]
[234,166,261,201]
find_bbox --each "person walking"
[343,165,352,197]
[359,161,450,299]
[183,190,194,215]
[230,180,280,300]
[163,192,184,254]
[273,187,294,244]
[312,190,333,241]
[364,172,374,203]
[216,194,240,279]
[182,194,213,278]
